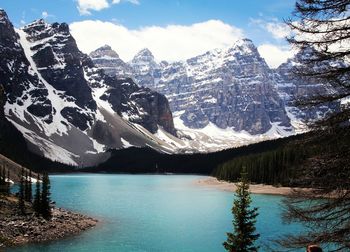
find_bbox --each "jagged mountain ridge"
[91,41,339,140]
[0,8,339,166]
[91,40,293,136]
[274,48,340,124]
[0,10,179,166]
[90,45,133,78]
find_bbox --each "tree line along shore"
[0,155,98,249]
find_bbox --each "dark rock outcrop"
[0,10,53,120]
[0,10,177,166]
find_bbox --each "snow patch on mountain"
[120,137,133,148]
[8,118,78,165]
[16,29,73,136]
[108,42,339,151]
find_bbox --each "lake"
[8,174,305,252]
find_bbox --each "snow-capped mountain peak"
[0,10,178,166]
[24,18,46,28]
[89,45,132,77]
[132,48,155,62]
[90,44,120,59]
[91,37,340,153]
[129,48,160,89]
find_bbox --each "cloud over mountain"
[70,19,244,62]
[76,0,139,15]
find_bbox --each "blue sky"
[0,0,297,67]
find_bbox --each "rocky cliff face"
[90,40,341,152]
[129,48,161,90]
[92,40,292,135]
[165,39,291,134]
[89,45,133,78]
[274,48,340,124]
[0,10,177,166]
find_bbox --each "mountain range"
[0,9,339,167]
[90,41,339,150]
[0,10,180,166]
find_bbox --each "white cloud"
[250,18,291,40]
[41,11,55,20]
[76,0,110,15]
[265,22,290,39]
[76,0,139,15]
[70,19,244,62]
[42,11,49,19]
[258,44,294,68]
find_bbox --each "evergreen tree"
[24,170,32,202]
[279,0,350,250]
[24,170,29,201]
[0,164,5,194]
[33,173,41,215]
[6,168,10,195]
[41,172,52,219]
[18,167,25,214]
[223,169,260,252]
[0,164,11,195]
[29,170,32,201]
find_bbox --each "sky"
[0,0,297,68]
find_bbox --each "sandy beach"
[195,177,295,196]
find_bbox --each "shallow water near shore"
[8,174,305,252]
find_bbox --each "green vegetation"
[33,174,41,215]
[25,170,32,202]
[0,163,10,195]
[30,172,52,219]
[224,169,259,252]
[0,162,53,220]
[213,128,350,187]
[40,172,52,219]
[213,145,306,186]
[278,0,350,249]
[18,167,25,214]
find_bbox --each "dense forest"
[84,134,306,174]
[213,147,305,186]
[213,127,350,187]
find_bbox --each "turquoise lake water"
[8,174,305,252]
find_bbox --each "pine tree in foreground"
[40,172,52,219]
[18,167,25,214]
[24,170,32,202]
[278,0,350,250]
[33,173,41,215]
[223,169,260,252]
[0,164,5,194]
[6,168,10,195]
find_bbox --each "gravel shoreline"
[0,196,98,248]
[195,177,295,195]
